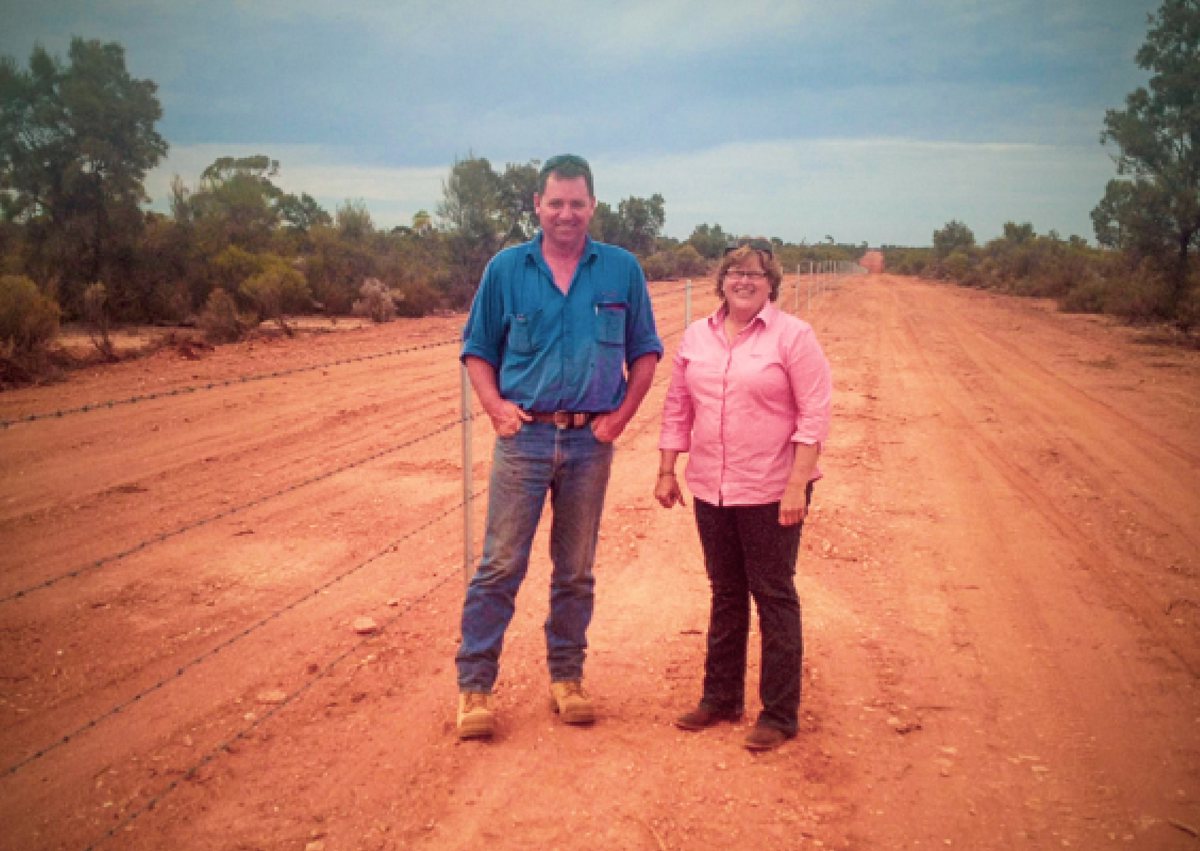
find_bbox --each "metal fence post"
[460,362,474,588]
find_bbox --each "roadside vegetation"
[1,0,1196,384]
[885,0,1199,340]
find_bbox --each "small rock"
[354,616,379,635]
[257,689,288,705]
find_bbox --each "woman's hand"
[655,472,685,508]
[778,481,809,526]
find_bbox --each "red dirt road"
[1,274,1198,850]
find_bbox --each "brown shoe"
[744,723,792,752]
[674,704,743,731]
[549,680,595,725]
[457,691,494,740]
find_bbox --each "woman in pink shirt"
[656,239,832,751]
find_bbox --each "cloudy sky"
[1,0,1161,246]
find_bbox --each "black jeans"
[693,486,810,735]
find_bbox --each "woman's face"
[722,253,771,316]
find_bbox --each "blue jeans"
[456,422,614,692]
[692,487,810,735]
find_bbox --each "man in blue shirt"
[455,154,663,739]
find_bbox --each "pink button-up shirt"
[659,301,832,506]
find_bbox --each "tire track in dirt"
[883,282,1199,676]
[0,285,708,851]
[6,276,1196,850]
[865,276,1199,847]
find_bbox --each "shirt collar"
[708,299,781,330]
[528,231,599,266]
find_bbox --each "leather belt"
[527,411,594,429]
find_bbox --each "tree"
[616,194,666,256]
[687,223,730,259]
[438,155,539,305]
[411,209,433,235]
[186,155,284,253]
[589,201,622,245]
[588,194,665,256]
[0,38,167,316]
[932,220,976,259]
[335,199,374,242]
[1093,0,1200,313]
[497,161,539,243]
[277,192,331,234]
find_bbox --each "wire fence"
[2,267,863,849]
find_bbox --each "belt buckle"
[552,411,570,429]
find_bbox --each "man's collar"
[529,231,598,264]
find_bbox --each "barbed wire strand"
[1,283,695,431]
[0,414,474,604]
[80,488,486,851]
[0,337,459,430]
[8,280,708,842]
[6,484,487,784]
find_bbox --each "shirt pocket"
[594,302,627,346]
[506,310,540,354]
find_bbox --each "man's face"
[534,174,595,250]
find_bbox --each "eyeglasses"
[724,237,774,256]
[725,270,767,280]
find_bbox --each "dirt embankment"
[0,274,1197,850]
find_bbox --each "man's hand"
[486,400,530,437]
[589,410,629,444]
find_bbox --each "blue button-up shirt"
[461,233,663,412]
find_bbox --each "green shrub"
[239,259,310,334]
[1175,277,1200,334]
[0,275,61,379]
[392,278,442,318]
[641,251,676,281]
[942,249,974,283]
[1105,261,1173,322]
[1058,274,1111,314]
[197,287,245,343]
[672,245,709,277]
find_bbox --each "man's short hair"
[538,154,594,197]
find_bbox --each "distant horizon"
[2,0,1161,247]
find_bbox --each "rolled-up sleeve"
[658,347,694,452]
[460,259,504,367]
[788,327,832,446]
[624,264,664,365]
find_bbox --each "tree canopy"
[0,38,167,314]
[1093,0,1200,312]
[932,220,976,259]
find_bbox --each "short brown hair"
[538,154,594,197]
[716,242,784,301]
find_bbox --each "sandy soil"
[1,273,1198,851]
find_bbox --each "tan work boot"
[457,691,495,740]
[548,680,595,725]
